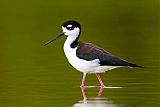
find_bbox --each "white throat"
[64,35,78,47]
[63,31,80,64]
[62,27,80,48]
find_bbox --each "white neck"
[62,27,80,53]
[64,35,78,48]
[63,35,78,60]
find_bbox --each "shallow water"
[0,0,159,107]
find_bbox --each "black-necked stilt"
[45,20,143,87]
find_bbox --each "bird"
[44,20,143,88]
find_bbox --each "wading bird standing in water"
[45,20,143,88]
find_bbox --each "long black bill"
[44,32,64,46]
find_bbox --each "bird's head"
[62,20,81,37]
[44,20,81,46]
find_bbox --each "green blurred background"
[0,0,159,107]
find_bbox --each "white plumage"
[63,33,120,74]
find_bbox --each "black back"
[76,42,143,68]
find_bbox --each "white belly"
[64,45,118,73]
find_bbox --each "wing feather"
[76,42,135,67]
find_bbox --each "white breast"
[64,43,99,73]
[63,36,119,73]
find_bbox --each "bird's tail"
[128,63,144,68]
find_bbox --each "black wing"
[76,42,143,68]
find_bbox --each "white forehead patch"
[67,24,72,27]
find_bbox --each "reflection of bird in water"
[45,20,143,87]
[73,87,123,107]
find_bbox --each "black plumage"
[76,42,143,68]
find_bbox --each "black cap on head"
[62,20,81,30]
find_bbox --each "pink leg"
[96,73,105,87]
[97,87,104,97]
[81,73,87,88]
[81,86,87,99]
